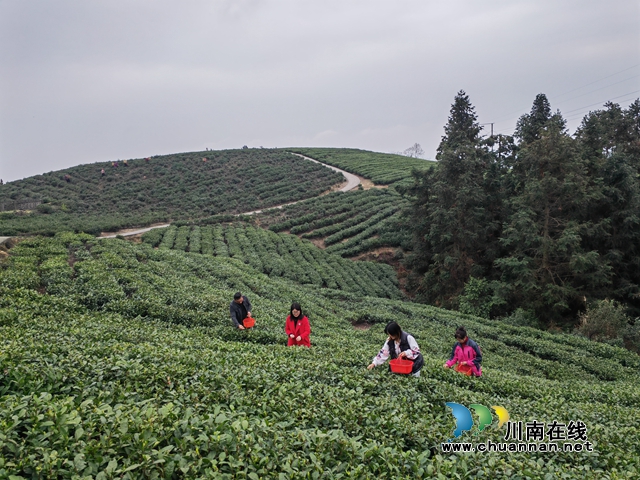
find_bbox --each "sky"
[1,0,638,182]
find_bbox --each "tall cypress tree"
[496,95,610,325]
[514,94,567,145]
[576,101,640,317]
[406,91,500,307]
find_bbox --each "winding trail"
[99,153,360,239]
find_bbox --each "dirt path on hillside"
[99,153,363,238]
[357,176,388,190]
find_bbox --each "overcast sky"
[1,0,638,182]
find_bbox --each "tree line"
[405,91,640,334]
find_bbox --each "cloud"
[0,0,638,181]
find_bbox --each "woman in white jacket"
[367,322,424,377]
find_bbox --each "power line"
[550,63,640,100]
[561,89,640,115]
[552,74,640,106]
[564,97,639,122]
[493,88,640,134]
[493,94,640,134]
[490,64,640,124]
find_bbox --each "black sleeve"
[471,341,482,367]
[244,296,252,313]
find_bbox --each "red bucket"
[389,358,413,374]
[243,317,255,328]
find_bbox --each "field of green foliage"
[141,223,402,299]
[287,148,434,191]
[1,233,639,478]
[256,189,410,257]
[0,150,343,236]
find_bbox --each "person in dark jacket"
[444,326,482,376]
[367,322,424,377]
[285,302,311,347]
[230,292,252,330]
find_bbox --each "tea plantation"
[141,223,402,299]
[0,150,343,236]
[1,233,639,478]
[286,148,435,191]
[256,189,410,257]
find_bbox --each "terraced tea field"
[142,223,402,299]
[287,148,435,191]
[257,189,410,257]
[0,150,343,236]
[1,234,638,478]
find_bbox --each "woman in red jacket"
[285,302,311,347]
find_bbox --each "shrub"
[36,203,55,214]
[501,308,541,329]
[458,277,503,319]
[622,319,640,354]
[576,299,630,342]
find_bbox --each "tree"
[406,92,640,328]
[496,97,611,325]
[402,143,425,158]
[576,299,629,342]
[514,93,565,144]
[405,91,500,307]
[575,101,640,317]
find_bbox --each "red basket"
[389,358,413,374]
[455,363,473,376]
[243,317,255,328]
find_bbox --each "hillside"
[141,223,402,299]
[255,189,411,258]
[0,150,343,236]
[1,234,638,478]
[287,147,435,191]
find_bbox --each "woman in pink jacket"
[285,302,311,347]
[444,326,482,376]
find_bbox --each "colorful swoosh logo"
[445,402,474,440]
[445,402,510,440]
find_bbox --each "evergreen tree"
[515,93,566,144]
[576,101,640,317]
[496,96,610,325]
[406,92,640,327]
[405,91,500,307]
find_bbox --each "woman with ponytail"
[444,326,482,376]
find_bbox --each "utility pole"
[480,123,495,151]
[480,123,494,136]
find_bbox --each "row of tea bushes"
[143,224,402,299]
[258,189,411,257]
